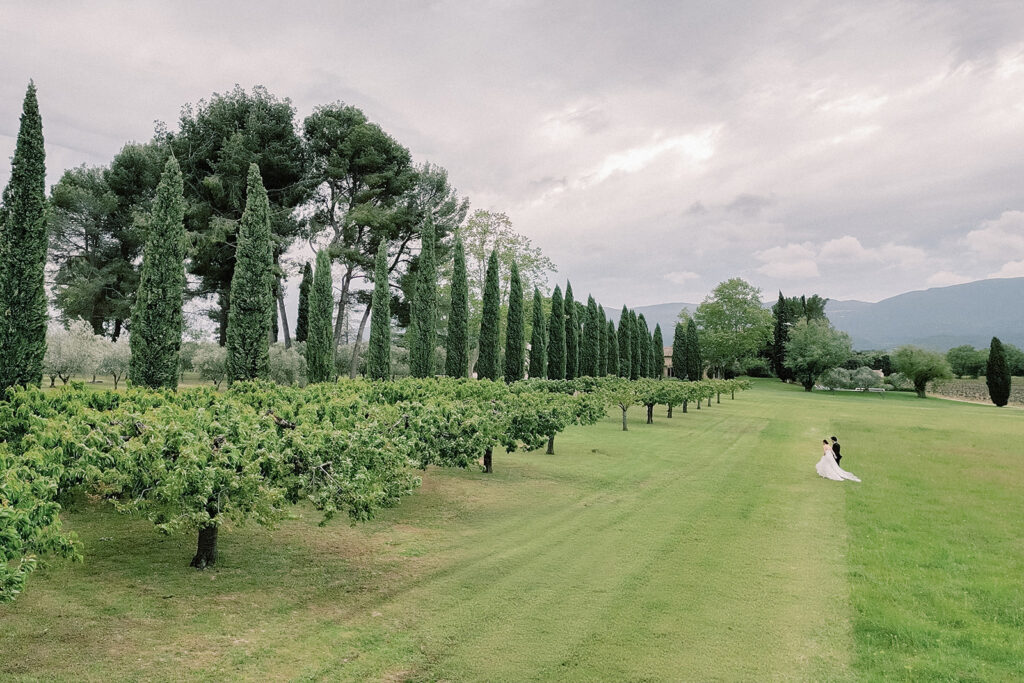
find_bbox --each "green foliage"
[946,344,987,378]
[476,250,501,380]
[192,342,227,388]
[636,314,652,379]
[305,250,335,383]
[672,322,687,380]
[410,221,437,378]
[503,262,525,383]
[617,307,632,378]
[629,310,641,380]
[546,285,566,379]
[367,243,392,380]
[695,278,773,377]
[445,239,469,378]
[783,319,853,391]
[652,324,665,379]
[892,346,952,398]
[528,288,546,379]
[294,262,312,343]
[581,296,600,377]
[225,165,274,385]
[129,156,186,390]
[685,318,702,381]
[597,306,608,376]
[607,319,619,377]
[564,283,579,380]
[986,337,1011,407]
[0,82,49,391]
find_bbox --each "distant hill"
[612,278,1024,351]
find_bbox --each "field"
[2,379,1021,681]
[929,377,1024,407]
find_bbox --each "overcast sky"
[3,0,1024,309]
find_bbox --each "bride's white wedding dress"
[816,449,861,482]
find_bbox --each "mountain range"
[605,277,1024,351]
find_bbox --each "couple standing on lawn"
[816,435,861,482]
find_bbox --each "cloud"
[926,271,975,287]
[754,243,820,279]
[990,259,1024,278]
[586,127,720,184]
[965,210,1024,260]
[664,270,699,285]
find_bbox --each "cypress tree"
[986,336,1011,407]
[578,296,598,376]
[129,155,185,390]
[598,305,608,376]
[547,285,566,379]
[672,322,687,379]
[0,82,48,391]
[636,314,651,379]
[528,287,546,379]
[225,164,274,384]
[367,242,391,380]
[476,249,501,380]
[306,250,335,382]
[652,323,665,379]
[411,220,437,377]
[294,262,312,342]
[630,311,641,380]
[503,262,525,382]
[685,317,702,381]
[607,319,619,376]
[617,306,632,378]
[445,238,469,377]
[771,291,794,381]
[564,282,579,380]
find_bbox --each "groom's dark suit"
[832,440,842,464]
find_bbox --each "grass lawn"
[2,380,1021,681]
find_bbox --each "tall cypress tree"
[411,220,437,377]
[636,314,651,378]
[630,311,641,380]
[225,164,274,384]
[529,287,546,379]
[652,323,665,379]
[986,336,1011,407]
[672,322,687,379]
[564,282,579,380]
[129,155,185,390]
[445,238,469,377]
[306,249,335,382]
[476,249,501,380]
[367,242,391,380]
[0,82,48,391]
[547,285,566,379]
[771,291,793,381]
[617,306,631,378]
[607,319,618,376]
[685,317,702,381]
[294,262,312,342]
[503,262,525,383]
[581,296,600,377]
[598,305,608,376]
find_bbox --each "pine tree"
[129,156,185,390]
[547,285,566,379]
[367,242,391,380]
[564,282,579,380]
[0,82,48,391]
[617,306,632,378]
[225,164,274,384]
[294,262,312,342]
[986,336,1011,407]
[598,305,608,376]
[607,319,619,376]
[672,322,687,379]
[503,262,525,382]
[685,317,702,381]
[652,323,665,379]
[445,238,469,377]
[529,287,546,379]
[411,220,437,377]
[630,311,641,380]
[476,250,501,380]
[306,250,335,382]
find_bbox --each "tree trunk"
[277,288,291,349]
[190,523,218,569]
[667,405,673,418]
[682,399,687,414]
[707,396,711,407]
[348,304,372,379]
[696,398,700,410]
[546,434,555,455]
[483,446,493,473]
[333,269,354,348]
[112,318,123,342]
[731,389,735,399]
[916,388,926,398]
[717,392,720,404]
[621,407,628,431]
[646,404,653,424]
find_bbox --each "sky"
[2,0,1024,310]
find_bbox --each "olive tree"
[783,319,852,391]
[892,346,952,398]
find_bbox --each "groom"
[831,436,842,465]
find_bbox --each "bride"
[816,439,861,482]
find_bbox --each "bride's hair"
[822,439,829,444]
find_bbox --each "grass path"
[2,381,1021,680]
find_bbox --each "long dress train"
[816,449,860,482]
